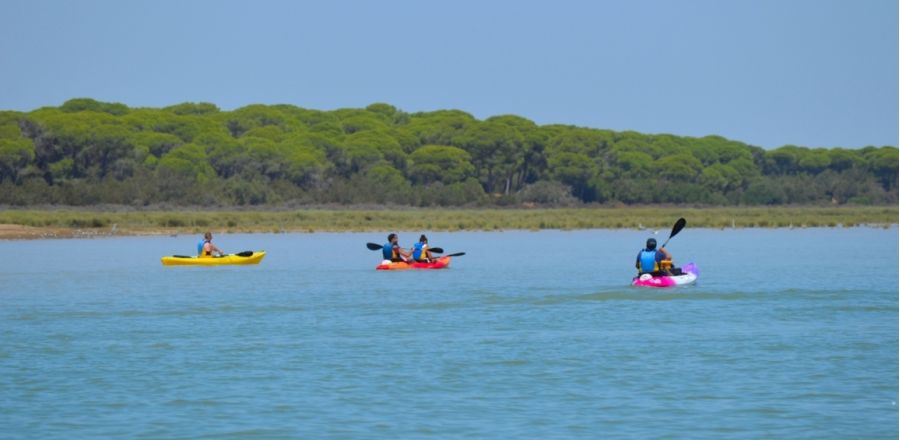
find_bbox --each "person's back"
[635,237,671,275]
[382,233,409,262]
[382,242,393,260]
[412,234,431,262]
[636,248,659,274]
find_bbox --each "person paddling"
[199,232,224,257]
[635,238,672,276]
[411,234,434,263]
[382,233,411,263]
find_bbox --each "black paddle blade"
[670,218,687,239]
[428,247,444,254]
[661,218,687,248]
[445,252,466,257]
[235,251,254,257]
[367,242,383,251]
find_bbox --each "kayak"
[376,256,451,270]
[161,251,266,266]
[632,262,698,287]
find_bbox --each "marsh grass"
[0,206,895,236]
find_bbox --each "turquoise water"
[1,228,897,438]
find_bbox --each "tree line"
[0,98,896,207]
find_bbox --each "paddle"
[367,242,462,257]
[660,218,686,248]
[213,250,254,258]
[416,251,465,262]
[368,242,446,254]
[172,250,254,259]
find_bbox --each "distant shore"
[0,206,895,240]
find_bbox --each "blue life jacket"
[639,250,659,273]
[382,243,393,260]
[412,242,426,261]
[197,239,205,256]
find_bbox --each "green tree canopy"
[158,143,215,182]
[0,100,895,207]
[408,145,475,185]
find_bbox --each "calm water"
[1,227,897,439]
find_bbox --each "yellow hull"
[161,251,266,266]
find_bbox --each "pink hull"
[632,276,677,287]
[631,263,698,288]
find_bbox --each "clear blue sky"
[1,0,896,149]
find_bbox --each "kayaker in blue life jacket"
[635,238,672,275]
[411,234,433,263]
[198,231,224,257]
[382,233,411,262]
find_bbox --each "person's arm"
[635,252,641,270]
[211,243,224,256]
[659,247,672,260]
[394,244,411,260]
[424,244,432,260]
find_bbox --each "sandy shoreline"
[0,224,189,240]
[0,224,75,240]
[0,224,128,240]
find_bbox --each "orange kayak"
[376,256,451,270]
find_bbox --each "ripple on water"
[0,230,896,438]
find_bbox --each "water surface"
[1,228,897,438]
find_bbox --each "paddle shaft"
[660,218,686,248]
[369,242,445,254]
[172,250,254,258]
[367,242,462,257]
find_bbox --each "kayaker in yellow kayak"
[412,234,434,263]
[199,232,224,257]
[382,233,411,262]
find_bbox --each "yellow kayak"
[161,251,266,266]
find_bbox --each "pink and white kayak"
[632,263,698,288]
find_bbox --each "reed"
[0,206,895,238]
